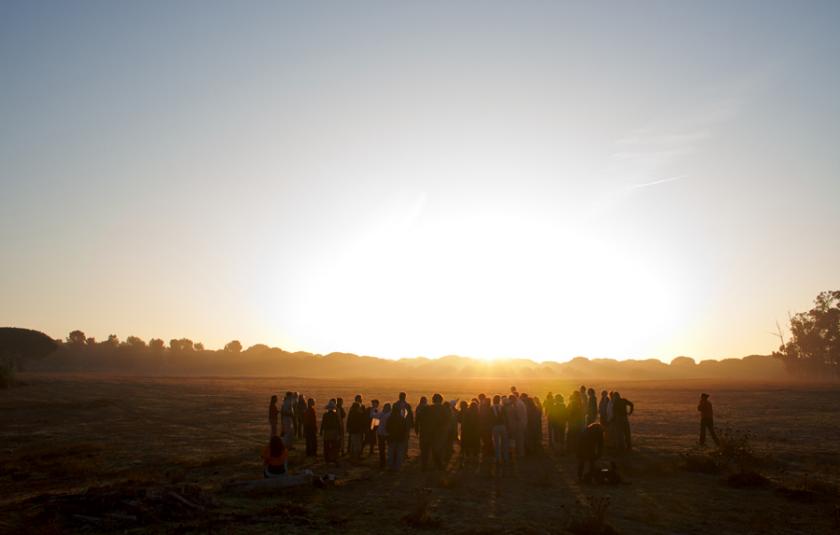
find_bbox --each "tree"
[224,340,242,353]
[194,342,205,351]
[67,330,86,345]
[125,336,146,349]
[149,338,165,352]
[102,334,120,348]
[170,338,194,352]
[1,328,58,375]
[774,290,840,377]
[85,337,96,346]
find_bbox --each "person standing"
[386,399,409,471]
[479,396,494,461]
[586,388,598,425]
[512,393,527,458]
[296,393,307,439]
[491,395,509,465]
[611,392,634,452]
[550,394,566,452]
[598,390,610,424]
[566,391,584,454]
[698,393,720,446]
[461,400,480,463]
[366,399,380,456]
[544,393,556,448]
[392,392,413,460]
[304,398,318,456]
[268,395,279,438]
[336,397,346,454]
[376,403,391,468]
[346,399,367,460]
[418,394,444,471]
[281,392,296,449]
[320,400,341,464]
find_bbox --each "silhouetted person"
[418,393,446,471]
[366,399,380,456]
[511,393,527,458]
[544,393,556,447]
[347,400,367,460]
[577,422,604,482]
[386,398,410,471]
[611,392,634,451]
[262,435,288,477]
[523,394,541,454]
[320,400,341,464]
[479,396,494,460]
[491,395,509,465]
[548,393,566,452]
[443,400,457,462]
[460,400,480,463]
[698,393,720,446]
[586,388,598,425]
[295,393,306,439]
[566,391,584,454]
[336,397,346,454]
[304,398,317,456]
[376,403,391,468]
[281,391,296,448]
[392,392,413,459]
[598,390,610,425]
[415,396,428,437]
[269,395,279,438]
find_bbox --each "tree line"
[62,330,244,354]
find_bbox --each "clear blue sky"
[2,1,838,361]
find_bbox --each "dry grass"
[1,373,838,533]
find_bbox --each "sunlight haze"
[2,2,838,361]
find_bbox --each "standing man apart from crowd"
[698,393,720,446]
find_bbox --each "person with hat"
[697,393,720,446]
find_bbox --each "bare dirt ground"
[1,374,839,534]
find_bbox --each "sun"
[267,206,687,362]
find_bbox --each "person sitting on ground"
[698,393,720,446]
[262,435,288,478]
[576,422,604,483]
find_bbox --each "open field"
[2,374,839,534]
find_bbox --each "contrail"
[629,174,688,190]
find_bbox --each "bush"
[714,427,758,472]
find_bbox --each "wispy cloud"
[629,174,688,190]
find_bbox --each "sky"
[1,1,838,362]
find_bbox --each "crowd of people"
[263,385,682,482]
